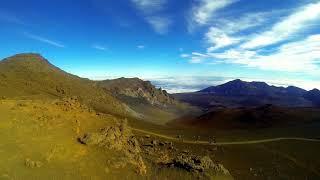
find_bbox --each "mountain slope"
[304,89,320,106]
[0,53,131,117]
[174,79,316,108]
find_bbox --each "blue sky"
[0,0,320,92]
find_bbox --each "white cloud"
[146,16,171,34]
[92,44,107,51]
[24,32,65,48]
[201,11,276,52]
[207,34,320,73]
[185,2,320,75]
[181,52,209,63]
[249,35,320,72]
[217,12,273,34]
[241,2,320,49]
[131,0,167,14]
[191,52,208,57]
[188,52,210,63]
[137,45,145,49]
[208,49,256,64]
[191,0,237,25]
[205,27,240,52]
[131,0,171,34]
[180,54,190,58]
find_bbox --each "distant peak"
[3,53,50,64]
[16,52,42,56]
[252,81,268,85]
[10,53,44,59]
[310,88,320,92]
[222,79,244,85]
[230,79,243,83]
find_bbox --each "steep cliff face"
[98,78,176,107]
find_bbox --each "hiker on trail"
[196,136,200,142]
[177,135,184,142]
[209,136,216,144]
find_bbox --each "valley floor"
[130,117,320,179]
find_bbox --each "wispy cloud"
[24,32,65,48]
[183,1,320,76]
[180,53,189,58]
[246,34,320,73]
[131,0,171,34]
[146,16,171,34]
[205,27,241,52]
[0,11,26,25]
[216,11,274,34]
[131,0,167,14]
[188,52,209,63]
[241,2,320,49]
[204,11,283,52]
[92,44,108,51]
[191,6,277,52]
[184,34,320,73]
[137,45,145,49]
[190,0,237,28]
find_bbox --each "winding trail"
[130,127,320,146]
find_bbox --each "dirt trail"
[130,127,320,146]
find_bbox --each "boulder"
[162,154,230,176]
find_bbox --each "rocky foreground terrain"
[0,96,232,179]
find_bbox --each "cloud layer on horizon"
[149,76,320,93]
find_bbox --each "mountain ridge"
[174,79,320,108]
[199,79,309,95]
[97,77,176,107]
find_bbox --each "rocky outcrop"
[162,154,230,175]
[98,78,176,107]
[78,119,147,175]
[139,135,231,178]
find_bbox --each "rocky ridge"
[98,78,176,107]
